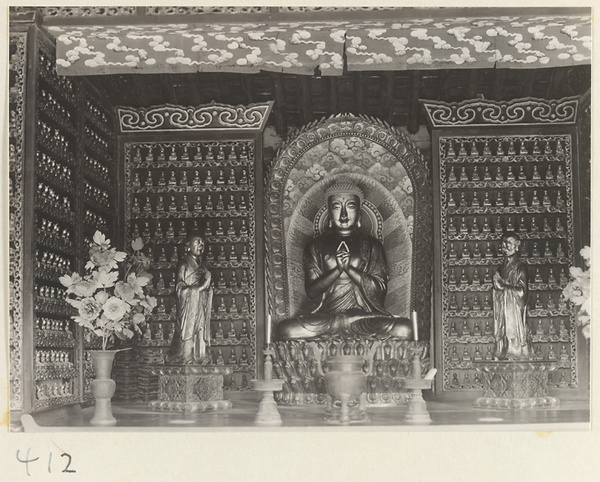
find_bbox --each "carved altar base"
[148,365,232,412]
[473,361,559,410]
[272,338,430,406]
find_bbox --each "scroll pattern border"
[117,103,273,133]
[266,115,433,337]
[9,32,27,411]
[422,97,579,128]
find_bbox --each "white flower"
[562,245,591,338]
[59,272,82,288]
[78,297,102,322]
[131,237,144,251]
[115,281,136,303]
[102,297,129,321]
[91,269,120,288]
[93,230,111,249]
[73,279,99,298]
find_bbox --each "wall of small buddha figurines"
[125,140,258,399]
[35,42,118,409]
[9,26,118,413]
[439,134,577,392]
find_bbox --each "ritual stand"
[148,365,232,413]
[473,361,559,410]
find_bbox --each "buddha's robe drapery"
[276,231,411,340]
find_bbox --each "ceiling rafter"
[86,66,591,136]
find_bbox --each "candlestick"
[265,272,271,345]
[266,314,272,346]
[252,347,283,426]
[411,310,419,342]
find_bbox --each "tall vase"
[89,350,117,426]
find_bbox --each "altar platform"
[19,394,589,432]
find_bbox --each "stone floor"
[21,394,590,431]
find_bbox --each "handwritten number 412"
[16,448,76,476]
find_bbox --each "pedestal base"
[403,378,434,424]
[323,393,369,425]
[149,400,232,412]
[252,379,284,426]
[473,361,559,411]
[149,365,232,413]
[273,339,430,405]
[473,397,559,410]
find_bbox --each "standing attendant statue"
[168,234,213,365]
[276,179,412,340]
[492,232,532,360]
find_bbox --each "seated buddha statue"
[275,180,412,340]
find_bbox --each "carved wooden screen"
[422,97,584,398]
[9,30,27,412]
[119,102,272,398]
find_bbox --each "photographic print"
[6,5,592,434]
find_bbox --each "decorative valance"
[116,102,273,133]
[48,14,591,76]
[420,96,580,128]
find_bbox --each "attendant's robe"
[493,256,532,360]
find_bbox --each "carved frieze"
[421,97,579,128]
[117,102,273,133]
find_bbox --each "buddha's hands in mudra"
[336,241,351,272]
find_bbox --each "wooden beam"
[137,74,155,107]
[328,77,338,116]
[41,6,592,28]
[492,69,506,101]
[160,74,178,104]
[353,72,364,113]
[298,76,313,124]
[438,70,450,100]
[407,71,421,134]
[381,72,394,125]
[520,69,536,98]
[268,72,286,136]
[466,69,479,99]
[548,67,568,99]
[214,73,229,103]
[242,74,254,105]
[192,72,205,104]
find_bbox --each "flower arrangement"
[59,231,157,350]
[562,246,591,339]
